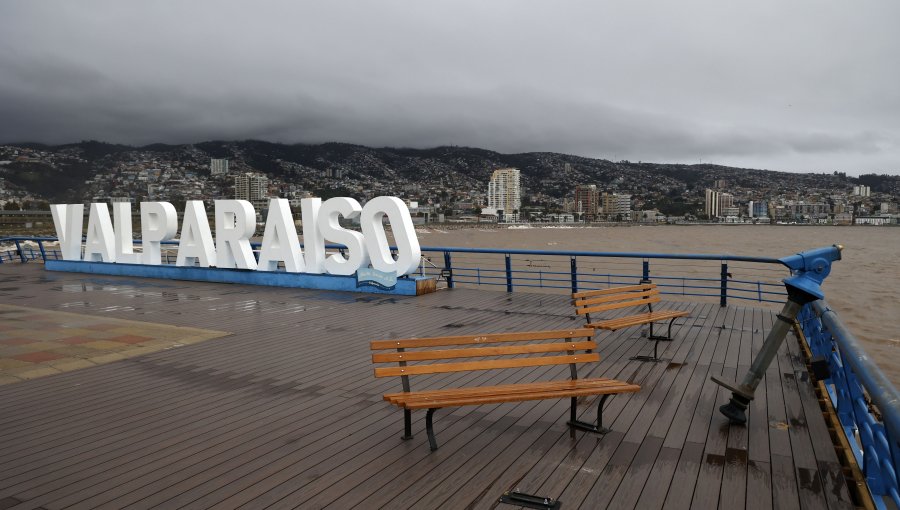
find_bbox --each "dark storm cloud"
[1,1,898,174]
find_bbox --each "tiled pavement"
[0,303,229,384]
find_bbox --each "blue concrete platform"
[44,260,437,296]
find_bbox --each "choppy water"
[414,225,900,384]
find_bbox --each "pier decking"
[0,265,855,509]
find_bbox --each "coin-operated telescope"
[711,244,843,424]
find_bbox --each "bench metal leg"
[402,409,413,440]
[648,317,678,342]
[426,408,438,451]
[634,318,680,362]
[568,394,611,435]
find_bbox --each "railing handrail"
[1,237,784,265]
[418,245,785,266]
[0,235,792,304]
[812,299,900,442]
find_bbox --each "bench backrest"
[572,283,659,318]
[371,329,597,389]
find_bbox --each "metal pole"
[720,262,728,307]
[712,245,843,424]
[14,240,26,263]
[570,257,578,294]
[505,254,513,293]
[443,251,453,288]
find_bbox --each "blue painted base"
[44,260,434,296]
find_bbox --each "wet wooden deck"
[0,265,855,509]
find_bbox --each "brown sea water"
[414,225,900,385]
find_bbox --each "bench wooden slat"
[589,310,689,331]
[392,382,639,406]
[571,283,653,299]
[402,383,641,409]
[574,289,657,307]
[370,328,593,350]
[373,352,600,378]
[576,296,661,315]
[371,340,597,363]
[383,378,631,404]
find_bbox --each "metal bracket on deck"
[499,490,561,509]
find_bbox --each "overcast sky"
[1,1,898,175]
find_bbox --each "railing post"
[720,261,728,307]
[14,240,26,263]
[443,251,454,288]
[570,256,578,294]
[38,241,47,262]
[505,254,513,293]
[641,260,651,283]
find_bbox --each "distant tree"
[3,201,21,211]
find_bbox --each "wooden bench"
[572,283,689,362]
[371,328,640,451]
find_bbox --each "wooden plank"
[661,441,705,510]
[571,283,654,299]
[374,353,601,377]
[771,453,801,510]
[720,447,748,510]
[577,296,660,315]
[578,440,646,509]
[385,378,636,403]
[592,310,689,330]
[371,340,597,362]
[632,446,682,510]
[748,308,771,464]
[402,383,640,409]
[370,328,593,349]
[575,289,657,307]
[746,460,773,510]
[605,436,665,510]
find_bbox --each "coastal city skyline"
[2,1,899,176]
[1,139,897,233]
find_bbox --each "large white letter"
[112,202,141,264]
[50,204,84,260]
[176,201,216,267]
[214,200,257,270]
[84,203,116,262]
[317,197,369,276]
[361,196,421,276]
[140,202,178,265]
[258,198,305,272]
[300,198,325,274]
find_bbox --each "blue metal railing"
[800,301,900,509]
[1,237,790,305]
[417,246,789,305]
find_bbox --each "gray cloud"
[1,0,898,175]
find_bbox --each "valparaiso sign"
[49,196,422,277]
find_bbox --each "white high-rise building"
[706,189,735,219]
[705,189,720,218]
[235,173,269,209]
[487,168,521,222]
[602,192,632,220]
[210,158,229,175]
